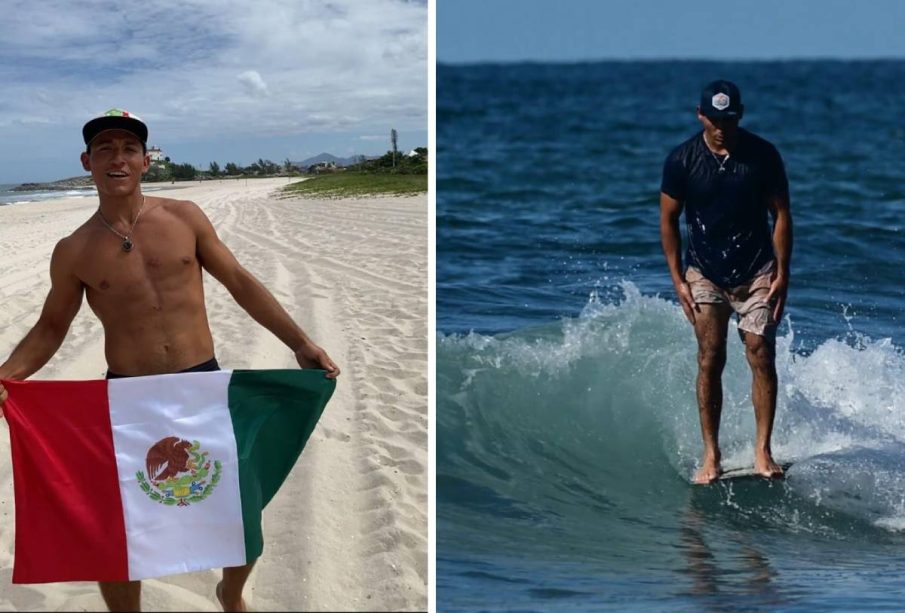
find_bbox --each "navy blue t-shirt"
[661,128,788,288]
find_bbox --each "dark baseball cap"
[699,80,743,118]
[82,108,148,146]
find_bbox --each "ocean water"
[0,182,197,206]
[437,61,905,611]
[0,184,98,205]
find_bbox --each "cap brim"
[82,116,148,145]
[702,110,741,119]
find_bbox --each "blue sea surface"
[437,61,905,611]
[0,184,98,205]
[0,182,196,206]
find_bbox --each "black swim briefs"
[105,356,220,379]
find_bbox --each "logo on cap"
[712,93,730,111]
[104,108,136,119]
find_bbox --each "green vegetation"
[347,147,427,174]
[282,147,428,197]
[142,146,428,195]
[282,172,427,198]
[143,157,291,183]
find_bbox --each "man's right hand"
[675,282,699,325]
[0,382,7,418]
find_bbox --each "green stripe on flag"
[227,369,336,561]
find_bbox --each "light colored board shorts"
[684,262,777,339]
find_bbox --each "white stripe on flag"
[108,370,247,579]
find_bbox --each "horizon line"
[439,55,905,67]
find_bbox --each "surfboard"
[713,462,794,483]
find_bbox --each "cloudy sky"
[0,0,427,183]
[440,0,905,63]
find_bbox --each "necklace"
[710,150,730,174]
[97,196,146,252]
[703,134,731,174]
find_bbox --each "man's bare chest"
[77,224,200,297]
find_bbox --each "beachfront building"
[148,146,166,163]
[307,161,339,174]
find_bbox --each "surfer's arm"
[659,192,686,288]
[768,193,792,279]
[0,240,83,409]
[766,193,792,320]
[660,192,697,324]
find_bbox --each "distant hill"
[293,153,378,168]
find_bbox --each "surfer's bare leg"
[692,303,732,483]
[217,560,255,612]
[99,580,141,612]
[743,331,783,478]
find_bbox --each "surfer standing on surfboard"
[658,80,793,485]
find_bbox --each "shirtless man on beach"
[0,108,340,611]
[659,81,793,485]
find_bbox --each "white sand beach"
[0,178,427,611]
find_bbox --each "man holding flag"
[0,109,340,611]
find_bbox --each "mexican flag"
[2,369,335,584]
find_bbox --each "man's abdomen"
[89,284,216,377]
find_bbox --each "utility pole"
[391,128,398,169]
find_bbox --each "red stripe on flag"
[3,380,129,583]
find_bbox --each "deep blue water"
[437,61,905,611]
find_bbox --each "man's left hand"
[766,271,789,323]
[295,341,341,379]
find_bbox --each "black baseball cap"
[82,108,148,146]
[699,80,743,118]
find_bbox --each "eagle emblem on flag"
[136,437,222,507]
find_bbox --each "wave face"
[438,286,905,609]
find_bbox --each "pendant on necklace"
[122,238,134,252]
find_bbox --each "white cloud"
[237,71,269,97]
[0,0,426,156]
